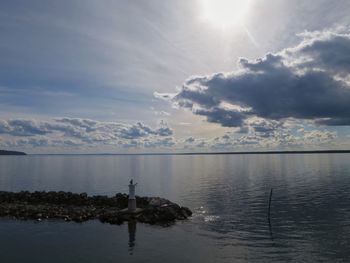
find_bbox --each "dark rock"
[0,191,192,226]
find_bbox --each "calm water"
[0,154,350,262]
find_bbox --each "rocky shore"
[0,191,192,226]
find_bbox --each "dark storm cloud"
[159,28,350,127]
[316,118,350,126]
[194,107,248,127]
[296,30,350,75]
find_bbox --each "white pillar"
[128,181,137,212]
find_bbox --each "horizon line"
[29,149,350,156]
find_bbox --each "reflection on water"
[0,154,350,262]
[128,220,137,255]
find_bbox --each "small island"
[0,191,192,226]
[0,150,26,155]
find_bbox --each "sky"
[1,0,350,153]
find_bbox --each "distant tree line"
[0,150,26,155]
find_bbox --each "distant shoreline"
[0,150,26,155]
[29,150,350,156]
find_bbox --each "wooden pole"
[268,188,273,222]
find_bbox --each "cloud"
[302,130,337,144]
[119,122,172,139]
[157,27,350,128]
[0,117,174,149]
[184,137,195,143]
[294,29,350,75]
[153,91,176,100]
[0,119,50,136]
[194,107,248,127]
[0,116,341,152]
[154,110,171,117]
[208,127,338,150]
[144,137,176,148]
[246,118,284,137]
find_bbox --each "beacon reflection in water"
[128,220,137,255]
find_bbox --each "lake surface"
[1,154,350,262]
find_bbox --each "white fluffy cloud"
[0,116,342,152]
[0,117,174,151]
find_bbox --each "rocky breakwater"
[0,191,192,226]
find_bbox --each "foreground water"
[0,154,350,262]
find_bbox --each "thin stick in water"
[268,188,273,221]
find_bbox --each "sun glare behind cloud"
[200,0,251,29]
